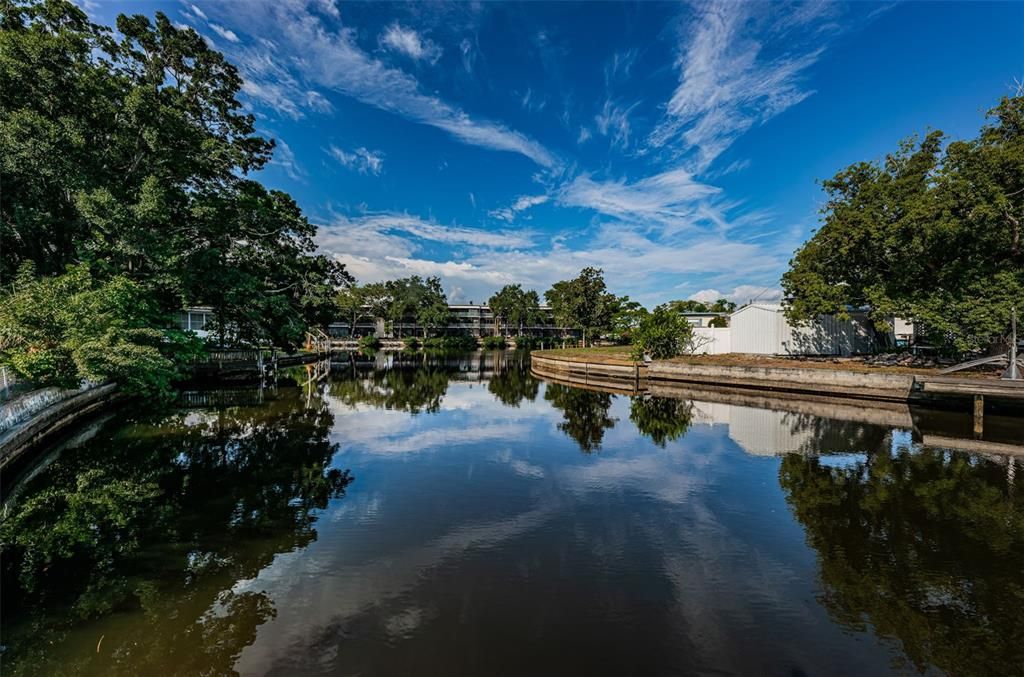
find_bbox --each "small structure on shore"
[701,303,883,357]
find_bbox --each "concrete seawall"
[530,351,1024,407]
[0,383,122,470]
[648,361,915,402]
[530,353,647,394]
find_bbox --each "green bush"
[631,306,694,360]
[423,335,477,351]
[0,264,187,397]
[403,337,422,350]
[481,336,507,349]
[358,335,382,350]
[512,336,546,350]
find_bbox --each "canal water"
[2,351,1022,676]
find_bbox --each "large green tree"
[544,267,617,346]
[1,0,349,353]
[488,284,541,336]
[782,95,1024,353]
[608,295,649,344]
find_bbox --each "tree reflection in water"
[628,394,694,447]
[328,364,450,414]
[779,444,1024,676]
[487,353,540,407]
[543,383,617,452]
[0,386,353,676]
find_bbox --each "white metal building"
[728,304,882,356]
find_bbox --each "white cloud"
[577,126,592,144]
[236,46,334,119]
[268,138,304,181]
[211,2,557,168]
[557,168,719,231]
[488,194,549,222]
[648,1,831,171]
[520,88,546,113]
[189,3,207,20]
[594,99,638,149]
[209,23,240,43]
[315,212,535,286]
[326,145,385,176]
[691,285,783,305]
[459,38,474,73]
[379,23,442,64]
[314,205,789,305]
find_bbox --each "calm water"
[2,351,1023,676]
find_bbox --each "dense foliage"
[630,306,695,360]
[481,335,507,349]
[545,267,618,346]
[608,296,649,344]
[488,284,541,336]
[351,276,450,338]
[0,263,202,395]
[1,0,349,391]
[782,95,1024,353]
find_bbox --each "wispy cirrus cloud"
[489,194,549,222]
[209,23,240,43]
[379,23,442,64]
[268,138,305,181]
[594,99,639,150]
[326,145,385,176]
[557,168,719,231]
[648,0,835,171]
[200,1,558,169]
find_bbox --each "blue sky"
[82,1,1023,306]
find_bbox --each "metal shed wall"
[731,305,879,356]
[730,305,783,354]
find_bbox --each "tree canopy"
[630,305,695,360]
[0,0,351,389]
[545,267,618,346]
[0,3,349,318]
[488,284,541,336]
[782,95,1024,353]
[666,298,736,314]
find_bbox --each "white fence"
[689,327,732,355]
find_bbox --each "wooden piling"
[974,394,984,438]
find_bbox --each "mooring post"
[973,394,984,438]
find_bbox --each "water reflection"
[2,352,1022,676]
[1,385,352,676]
[544,382,617,452]
[780,445,1024,676]
[629,395,694,447]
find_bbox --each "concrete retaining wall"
[530,351,916,403]
[648,361,914,401]
[0,383,122,469]
[530,353,645,393]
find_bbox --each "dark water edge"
[2,350,1023,676]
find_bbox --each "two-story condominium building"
[328,303,577,339]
